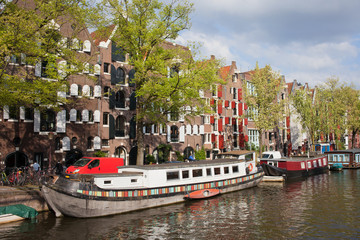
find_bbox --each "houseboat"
[42,150,264,218]
[260,151,328,180]
[325,148,360,170]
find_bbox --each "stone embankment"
[0,186,49,212]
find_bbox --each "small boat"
[0,204,38,224]
[42,150,264,218]
[330,163,343,171]
[260,151,329,180]
[184,188,221,200]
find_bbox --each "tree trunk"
[258,130,263,161]
[136,108,144,166]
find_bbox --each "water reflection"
[1,171,359,240]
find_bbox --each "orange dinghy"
[184,189,221,200]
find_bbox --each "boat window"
[355,154,360,163]
[318,159,322,167]
[345,154,350,162]
[224,166,229,174]
[192,169,203,177]
[104,180,111,184]
[206,168,212,176]
[329,155,333,162]
[73,158,92,167]
[339,155,343,162]
[307,161,312,168]
[167,171,179,180]
[131,179,137,183]
[214,167,221,175]
[323,158,327,165]
[232,165,239,173]
[333,155,337,162]
[245,154,253,161]
[313,161,317,168]
[262,154,270,159]
[301,162,305,169]
[182,170,189,179]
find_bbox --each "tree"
[343,87,360,148]
[291,88,320,152]
[0,0,92,110]
[244,62,284,156]
[95,0,224,165]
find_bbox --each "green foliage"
[146,154,156,164]
[157,144,172,163]
[195,147,206,160]
[0,0,93,110]
[175,151,184,162]
[94,151,107,157]
[244,62,285,155]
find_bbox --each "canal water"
[1,170,359,240]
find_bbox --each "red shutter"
[232,118,236,125]
[238,88,242,101]
[238,103,243,116]
[225,117,230,125]
[218,85,222,98]
[210,98,214,106]
[231,101,236,109]
[218,102,222,114]
[211,133,216,142]
[225,100,229,108]
[245,135,249,142]
[286,116,290,127]
[244,103,248,110]
[239,134,245,148]
[238,119,243,132]
[244,118,248,126]
[218,118,223,132]
[210,116,215,124]
[219,135,224,149]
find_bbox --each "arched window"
[40,110,56,132]
[87,136,93,150]
[115,116,126,137]
[115,146,127,162]
[170,125,179,142]
[115,91,125,108]
[116,67,125,84]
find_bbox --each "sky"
[176,0,360,89]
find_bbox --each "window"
[115,91,125,108]
[182,170,189,179]
[115,147,126,159]
[192,169,203,177]
[224,166,229,174]
[214,167,221,175]
[89,86,94,97]
[9,106,19,120]
[232,165,239,173]
[301,162,305,169]
[104,63,110,73]
[24,108,33,120]
[248,130,259,148]
[77,85,82,97]
[40,110,56,131]
[76,110,81,122]
[55,137,62,151]
[115,116,125,137]
[104,86,110,98]
[167,171,179,180]
[206,168,212,176]
[102,139,109,147]
[116,67,125,84]
[307,161,312,168]
[170,125,179,142]
[87,137,93,149]
[89,159,100,168]
[88,110,94,122]
[103,113,109,125]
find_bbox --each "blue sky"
[176,0,360,89]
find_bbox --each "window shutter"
[94,64,101,75]
[94,136,101,150]
[218,102,222,114]
[70,109,77,122]
[94,110,100,122]
[218,85,222,98]
[193,125,199,135]
[3,106,9,119]
[70,84,78,96]
[219,135,224,149]
[128,69,135,87]
[199,125,205,134]
[210,116,215,124]
[180,126,185,142]
[56,110,66,133]
[35,61,41,77]
[62,137,70,151]
[34,109,40,132]
[238,103,243,116]
[82,110,89,122]
[231,101,236,109]
[82,85,90,97]
[218,118,223,132]
[111,65,116,85]
[238,88,242,100]
[94,85,101,97]
[186,124,192,135]
[167,125,171,142]
[20,106,25,120]
[109,115,115,139]
[109,90,115,109]
[83,40,91,52]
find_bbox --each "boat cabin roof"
[324,148,360,154]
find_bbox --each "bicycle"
[1,170,10,186]
[8,168,26,186]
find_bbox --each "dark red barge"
[260,152,329,180]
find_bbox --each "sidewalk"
[0,186,49,212]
